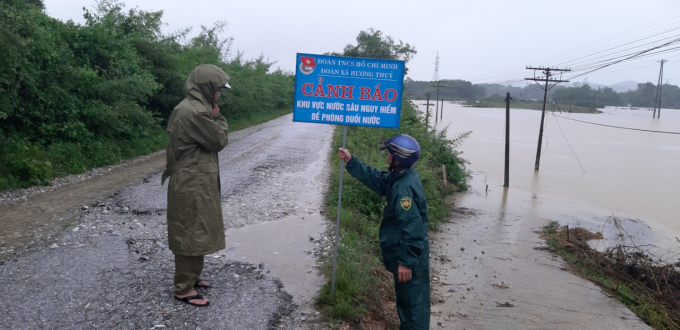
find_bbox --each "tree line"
[405,79,680,109]
[0,0,294,190]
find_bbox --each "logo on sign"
[299,56,316,75]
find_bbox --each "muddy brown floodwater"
[418,102,679,329]
[427,103,680,248]
[429,174,652,329]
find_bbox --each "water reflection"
[498,187,508,223]
[420,101,680,248]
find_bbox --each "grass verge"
[541,219,680,330]
[316,99,469,327]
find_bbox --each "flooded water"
[418,101,680,248]
[429,173,653,329]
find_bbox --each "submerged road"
[0,114,333,329]
[429,173,652,330]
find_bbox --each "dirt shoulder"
[0,114,332,329]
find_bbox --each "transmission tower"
[653,59,667,118]
[432,52,440,82]
[526,66,571,171]
[431,52,443,122]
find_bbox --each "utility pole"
[426,93,430,126]
[653,59,666,118]
[440,98,444,120]
[526,66,570,171]
[431,52,442,125]
[504,92,512,187]
[525,81,528,99]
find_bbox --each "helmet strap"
[388,154,405,173]
[388,153,397,172]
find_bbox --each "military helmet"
[380,134,421,168]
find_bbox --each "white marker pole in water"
[330,126,348,296]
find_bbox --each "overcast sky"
[44,0,680,86]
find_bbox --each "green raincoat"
[162,64,230,256]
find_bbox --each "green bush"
[0,0,294,190]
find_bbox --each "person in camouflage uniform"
[338,134,430,329]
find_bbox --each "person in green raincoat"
[161,64,231,307]
[338,134,430,330]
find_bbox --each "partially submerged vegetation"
[405,79,680,110]
[541,218,680,330]
[464,97,602,113]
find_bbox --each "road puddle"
[220,214,325,305]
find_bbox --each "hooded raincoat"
[162,64,230,256]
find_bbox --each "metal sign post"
[292,53,405,296]
[330,126,347,295]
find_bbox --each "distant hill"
[569,80,639,93]
[608,81,638,93]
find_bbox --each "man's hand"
[211,102,220,118]
[338,148,352,163]
[397,265,412,283]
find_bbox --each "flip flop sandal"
[174,293,210,307]
[194,278,211,288]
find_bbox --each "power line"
[466,18,680,85]
[532,12,680,65]
[464,29,680,102]
[552,114,680,134]
[567,38,680,80]
[551,28,680,68]
[476,41,680,86]
[465,17,680,84]
[550,112,586,174]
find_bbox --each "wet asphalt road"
[0,114,333,330]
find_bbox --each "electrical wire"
[464,16,680,85]
[567,39,680,80]
[530,12,680,65]
[451,17,680,103]
[550,111,586,174]
[551,114,680,134]
[463,16,680,83]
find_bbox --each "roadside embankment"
[316,99,469,328]
[427,172,651,330]
[541,219,680,330]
